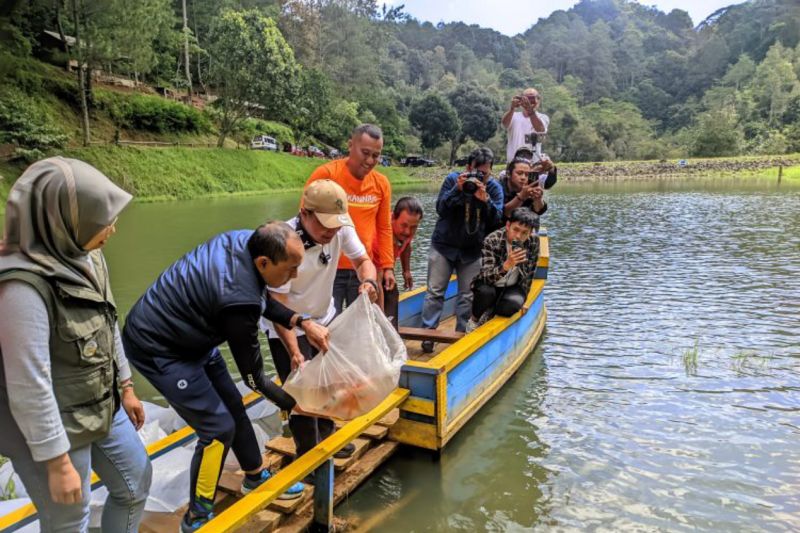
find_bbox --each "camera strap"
[464,198,481,236]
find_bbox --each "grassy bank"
[0,146,427,207]
[2,150,799,214]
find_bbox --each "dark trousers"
[123,336,261,518]
[267,336,333,460]
[384,283,400,330]
[332,269,360,315]
[471,281,527,320]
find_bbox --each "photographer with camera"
[501,88,549,164]
[465,207,540,332]
[419,147,503,352]
[499,146,557,226]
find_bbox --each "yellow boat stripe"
[196,439,225,502]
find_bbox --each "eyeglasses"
[318,250,331,265]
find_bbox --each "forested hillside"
[1,0,799,163]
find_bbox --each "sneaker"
[465,317,479,333]
[421,340,435,353]
[334,442,356,459]
[180,512,215,533]
[241,469,305,499]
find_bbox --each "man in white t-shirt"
[502,87,550,163]
[263,179,378,462]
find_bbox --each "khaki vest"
[0,262,117,450]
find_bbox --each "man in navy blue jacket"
[420,147,504,352]
[122,222,329,532]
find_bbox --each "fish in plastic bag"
[283,292,407,420]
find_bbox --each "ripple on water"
[336,185,800,532]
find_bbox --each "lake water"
[5,178,800,531]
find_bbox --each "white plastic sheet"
[283,293,407,420]
[137,420,167,446]
[0,460,27,500]
[143,446,195,513]
[141,401,187,434]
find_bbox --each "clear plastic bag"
[283,292,407,420]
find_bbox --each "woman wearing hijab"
[0,157,152,532]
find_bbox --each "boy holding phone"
[465,208,540,332]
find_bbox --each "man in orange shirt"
[305,124,395,313]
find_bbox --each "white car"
[250,135,278,151]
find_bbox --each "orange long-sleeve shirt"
[305,160,393,270]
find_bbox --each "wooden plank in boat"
[265,436,298,457]
[376,408,399,427]
[267,484,311,514]
[335,421,389,439]
[218,452,286,494]
[399,326,464,343]
[334,437,370,471]
[273,441,399,533]
[235,510,283,532]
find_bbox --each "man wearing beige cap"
[263,179,378,462]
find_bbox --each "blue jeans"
[9,408,152,533]
[421,246,481,332]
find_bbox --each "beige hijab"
[0,157,132,294]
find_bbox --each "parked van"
[250,135,278,151]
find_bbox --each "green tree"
[206,9,300,147]
[293,68,334,140]
[721,54,756,91]
[583,98,656,159]
[690,107,743,156]
[409,93,459,154]
[752,42,799,127]
[562,122,610,162]
[447,83,499,164]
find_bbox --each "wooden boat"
[391,229,549,451]
[0,231,549,532]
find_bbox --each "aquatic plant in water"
[682,340,699,376]
[730,351,775,375]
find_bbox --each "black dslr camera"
[462,170,485,195]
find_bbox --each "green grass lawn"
[0,146,428,208]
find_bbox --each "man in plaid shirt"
[467,207,540,331]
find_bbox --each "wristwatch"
[294,315,307,328]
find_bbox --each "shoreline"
[555,155,800,182]
[2,151,799,212]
